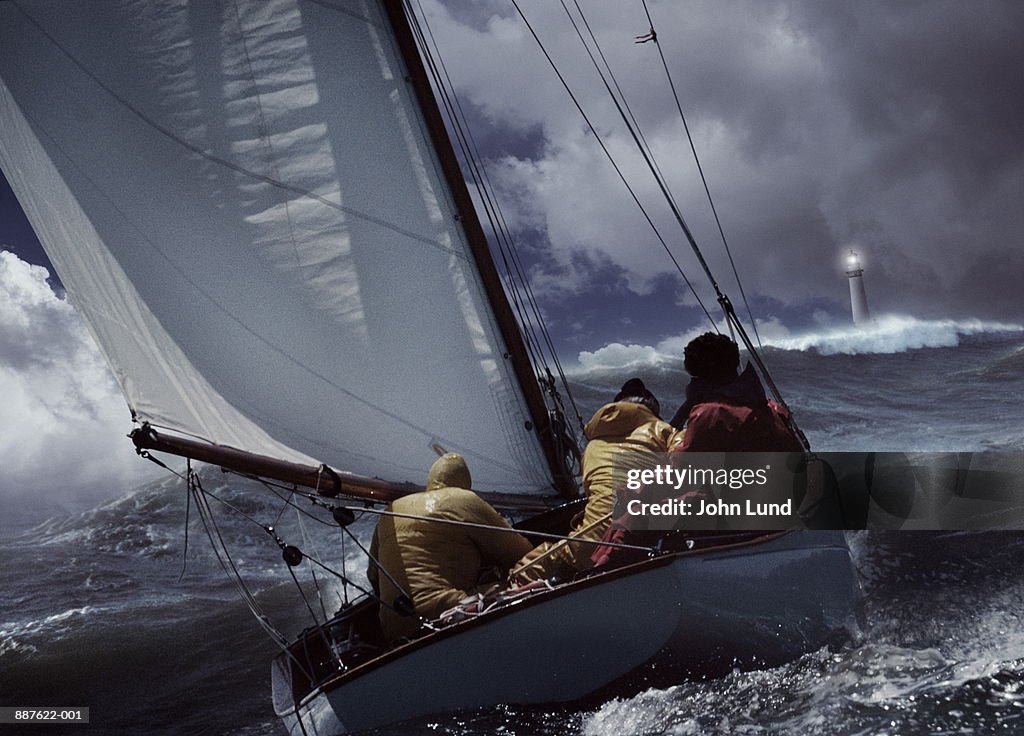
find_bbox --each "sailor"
[668,333,803,451]
[367,453,531,643]
[510,378,675,585]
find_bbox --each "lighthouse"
[845,250,871,325]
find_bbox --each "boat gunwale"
[284,528,816,713]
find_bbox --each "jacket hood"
[426,453,472,491]
[670,362,768,428]
[584,401,659,441]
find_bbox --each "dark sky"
[1,169,48,271]
[417,0,1024,344]
[3,0,1023,356]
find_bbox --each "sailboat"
[0,1,861,733]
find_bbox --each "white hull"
[274,530,861,735]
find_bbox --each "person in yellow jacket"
[367,453,532,643]
[510,378,676,585]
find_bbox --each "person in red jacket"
[669,332,803,452]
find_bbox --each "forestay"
[0,0,553,494]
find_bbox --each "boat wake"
[576,531,1024,736]
[579,641,1023,736]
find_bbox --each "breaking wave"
[574,315,1023,370]
[763,315,1023,356]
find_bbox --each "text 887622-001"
[0,708,89,724]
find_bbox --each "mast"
[382,0,578,499]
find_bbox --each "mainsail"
[0,0,566,497]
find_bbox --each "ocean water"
[2,319,1023,735]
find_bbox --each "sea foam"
[764,315,1023,356]
[574,315,1023,370]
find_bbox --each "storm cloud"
[0,251,161,505]
[425,0,1024,346]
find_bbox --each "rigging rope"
[507,0,718,328]
[552,1,721,304]
[184,472,324,684]
[243,474,424,617]
[510,1,807,445]
[565,0,764,351]
[638,0,764,349]
[406,1,548,366]
[316,500,656,554]
[566,0,688,256]
[296,506,330,623]
[405,0,587,431]
[235,470,660,555]
[195,472,425,628]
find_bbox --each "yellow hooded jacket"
[511,401,675,584]
[368,453,532,642]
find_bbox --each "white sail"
[0,0,553,494]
